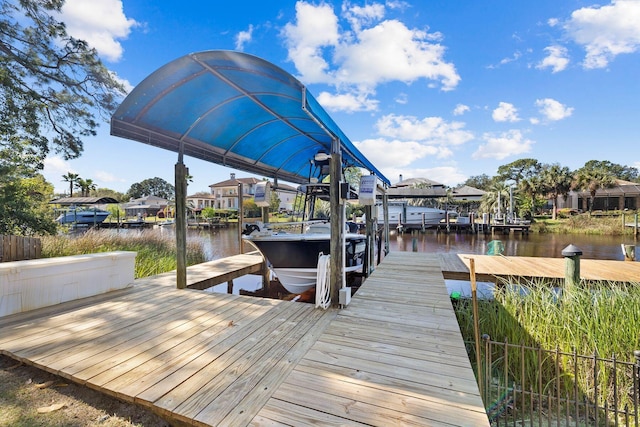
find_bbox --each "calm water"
[177,225,635,262]
[390,230,636,261]
[129,225,638,297]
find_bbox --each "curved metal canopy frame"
[110,50,389,186]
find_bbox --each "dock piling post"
[561,244,583,288]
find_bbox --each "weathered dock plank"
[440,253,640,283]
[254,251,490,427]
[0,252,489,426]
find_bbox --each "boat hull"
[244,232,366,294]
[382,204,455,229]
[56,210,110,225]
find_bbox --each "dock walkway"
[439,253,640,283]
[0,251,488,426]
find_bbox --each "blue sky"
[43,0,640,194]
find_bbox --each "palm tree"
[539,163,573,220]
[572,167,616,213]
[480,181,509,219]
[76,178,97,197]
[62,172,79,197]
[408,182,433,207]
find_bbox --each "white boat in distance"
[382,202,456,230]
[56,207,111,225]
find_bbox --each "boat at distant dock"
[56,207,111,225]
[383,201,456,230]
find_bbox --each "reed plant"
[41,229,207,278]
[454,278,640,419]
[532,214,633,235]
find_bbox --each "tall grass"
[532,214,633,235]
[41,229,207,278]
[454,278,640,417]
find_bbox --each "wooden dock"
[0,251,488,426]
[489,223,530,234]
[439,253,640,283]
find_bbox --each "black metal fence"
[476,336,640,426]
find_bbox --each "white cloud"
[282,1,460,112]
[354,138,442,169]
[394,92,408,104]
[473,130,534,160]
[59,0,138,62]
[453,104,470,116]
[537,45,570,73]
[235,25,254,51]
[110,70,134,94]
[535,98,574,121]
[563,0,640,69]
[94,170,126,186]
[44,156,73,176]
[342,2,386,32]
[281,2,340,84]
[499,51,522,65]
[375,114,473,146]
[492,102,520,122]
[43,156,75,193]
[384,166,467,187]
[316,91,379,112]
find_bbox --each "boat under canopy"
[110,50,389,298]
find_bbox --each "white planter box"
[0,251,136,317]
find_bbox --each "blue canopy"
[111,50,389,186]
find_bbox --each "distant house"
[122,195,169,217]
[186,192,216,211]
[272,182,298,212]
[451,185,486,202]
[206,173,263,210]
[190,173,300,212]
[387,176,448,199]
[558,179,640,211]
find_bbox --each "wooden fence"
[0,235,42,262]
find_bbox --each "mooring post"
[561,244,583,288]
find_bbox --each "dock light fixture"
[561,244,583,257]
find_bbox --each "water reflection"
[111,225,636,298]
[121,224,634,261]
[390,230,634,260]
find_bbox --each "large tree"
[496,159,543,219]
[0,173,57,235]
[582,160,639,183]
[1,0,124,235]
[1,0,125,168]
[463,174,493,191]
[572,164,617,212]
[126,177,175,200]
